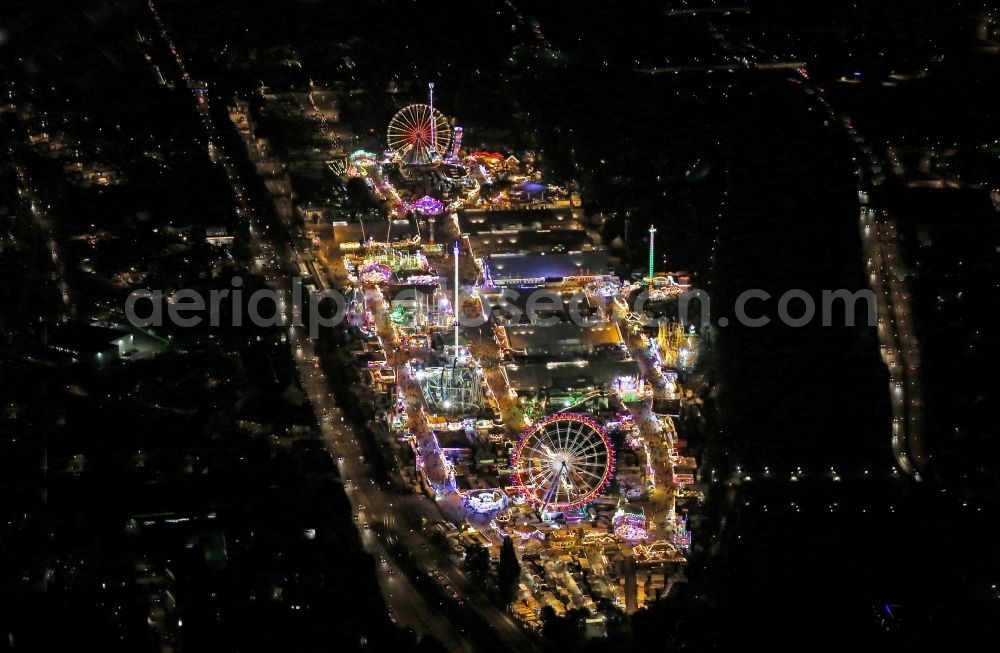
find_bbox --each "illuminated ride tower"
[449,126,464,161]
[648,224,656,291]
[416,242,482,415]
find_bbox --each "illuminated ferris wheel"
[387,103,451,165]
[511,414,616,512]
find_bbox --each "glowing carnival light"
[409,195,445,216]
[465,489,507,514]
[612,509,650,543]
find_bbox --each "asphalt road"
[144,5,479,648]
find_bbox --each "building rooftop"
[501,322,625,360]
[484,286,596,324]
[332,217,419,245]
[467,227,596,255]
[504,359,641,392]
[459,208,579,234]
[484,251,610,286]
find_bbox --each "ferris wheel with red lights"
[511,413,616,512]
[386,103,451,165]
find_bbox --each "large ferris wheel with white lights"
[511,413,616,513]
